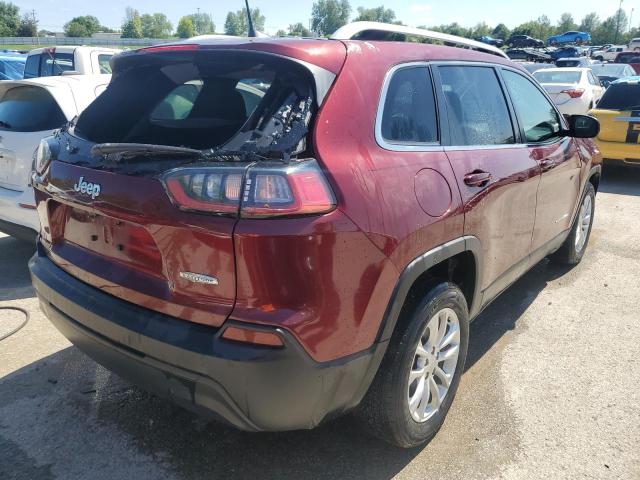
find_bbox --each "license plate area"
[60,206,164,277]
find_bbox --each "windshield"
[534,70,582,84]
[597,83,640,110]
[74,51,317,156]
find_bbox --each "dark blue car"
[549,46,580,60]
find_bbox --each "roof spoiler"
[331,21,509,59]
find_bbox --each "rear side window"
[503,70,561,143]
[438,66,515,146]
[24,54,39,78]
[75,51,316,152]
[39,53,75,77]
[597,83,640,110]
[98,54,112,74]
[380,66,438,144]
[617,53,640,64]
[0,86,67,132]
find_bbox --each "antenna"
[244,0,256,37]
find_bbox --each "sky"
[17,0,640,35]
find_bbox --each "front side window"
[0,86,67,132]
[380,66,438,144]
[503,70,561,143]
[438,65,515,146]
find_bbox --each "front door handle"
[540,159,556,172]
[463,171,492,187]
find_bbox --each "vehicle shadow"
[598,163,640,196]
[0,235,35,301]
[1,257,571,480]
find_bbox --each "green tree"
[471,22,491,38]
[64,15,101,37]
[310,0,351,36]
[557,12,578,33]
[275,29,287,37]
[140,13,172,38]
[354,5,396,23]
[224,8,265,36]
[512,21,537,36]
[578,12,600,34]
[121,7,143,38]
[0,1,19,36]
[187,12,215,35]
[492,23,510,40]
[533,15,554,40]
[17,12,37,36]
[176,16,196,38]
[288,22,311,37]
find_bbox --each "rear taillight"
[561,88,585,98]
[162,159,336,218]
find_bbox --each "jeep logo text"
[73,176,101,199]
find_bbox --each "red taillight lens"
[561,88,585,98]
[162,159,336,218]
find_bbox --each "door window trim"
[374,61,443,152]
[431,61,524,149]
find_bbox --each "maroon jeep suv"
[29,25,601,448]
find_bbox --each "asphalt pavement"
[1,165,639,480]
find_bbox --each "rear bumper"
[0,185,39,240]
[29,246,386,431]
[596,139,640,163]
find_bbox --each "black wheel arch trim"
[376,236,483,343]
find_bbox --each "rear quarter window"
[0,86,67,132]
[379,66,438,144]
[98,54,113,74]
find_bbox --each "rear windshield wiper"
[91,143,206,160]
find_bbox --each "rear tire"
[356,283,469,448]
[550,183,595,265]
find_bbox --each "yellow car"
[589,76,640,166]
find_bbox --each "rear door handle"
[540,159,556,172]
[463,171,492,187]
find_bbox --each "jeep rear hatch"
[34,47,341,328]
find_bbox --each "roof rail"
[331,21,509,59]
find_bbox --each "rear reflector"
[221,326,284,347]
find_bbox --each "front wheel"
[356,283,469,448]
[550,182,595,265]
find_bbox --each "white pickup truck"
[23,46,120,79]
[591,45,627,62]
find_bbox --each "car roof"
[0,74,111,89]
[542,67,589,72]
[116,37,520,77]
[27,46,121,55]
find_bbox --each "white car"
[23,46,119,79]
[0,75,110,241]
[629,38,640,52]
[592,45,626,62]
[533,67,605,115]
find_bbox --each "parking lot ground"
[1,164,639,480]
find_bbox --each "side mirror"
[562,115,600,138]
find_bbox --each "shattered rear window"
[75,51,316,153]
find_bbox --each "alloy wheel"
[574,194,593,253]
[407,308,460,423]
